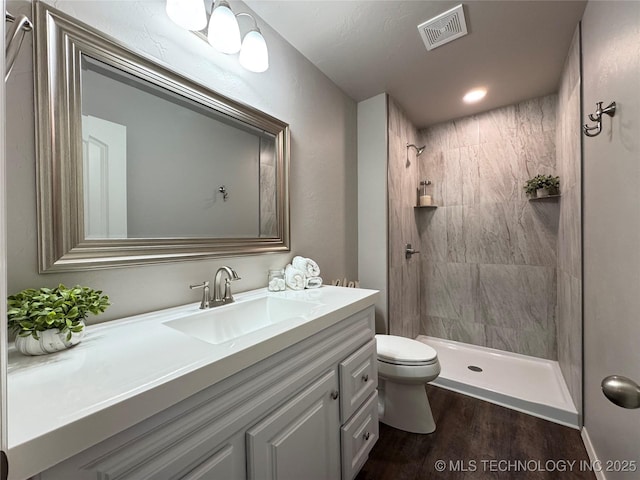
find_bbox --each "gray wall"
[357,93,388,333]
[417,95,559,359]
[6,0,358,323]
[387,97,420,338]
[555,26,583,418]
[582,1,640,475]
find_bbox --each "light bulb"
[463,88,487,104]
[165,0,207,31]
[207,2,241,54]
[239,30,269,73]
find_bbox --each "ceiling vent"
[417,4,468,51]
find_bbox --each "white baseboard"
[582,427,607,480]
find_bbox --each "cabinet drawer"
[339,338,377,422]
[341,392,379,480]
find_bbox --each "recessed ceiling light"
[463,88,487,104]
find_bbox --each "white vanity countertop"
[7,286,377,480]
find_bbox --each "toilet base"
[379,380,436,434]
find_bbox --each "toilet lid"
[375,335,438,365]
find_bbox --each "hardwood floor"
[356,385,595,480]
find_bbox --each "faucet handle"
[223,279,234,302]
[189,281,211,309]
[222,272,241,302]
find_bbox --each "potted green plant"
[8,284,110,356]
[523,174,560,198]
[541,175,560,196]
[524,175,544,198]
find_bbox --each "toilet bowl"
[375,334,440,434]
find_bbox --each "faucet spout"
[212,266,241,306]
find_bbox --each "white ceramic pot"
[536,187,549,197]
[14,321,86,356]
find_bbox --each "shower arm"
[406,143,426,156]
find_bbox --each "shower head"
[407,143,426,156]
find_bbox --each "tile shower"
[386,26,582,419]
[417,94,559,360]
[387,97,421,339]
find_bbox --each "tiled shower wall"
[556,27,582,412]
[417,95,560,359]
[387,97,421,337]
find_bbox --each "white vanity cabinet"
[247,370,341,480]
[34,305,378,480]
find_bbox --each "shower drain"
[467,365,483,372]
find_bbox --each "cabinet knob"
[363,431,370,441]
[330,390,339,400]
[362,374,369,382]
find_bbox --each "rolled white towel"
[268,278,287,291]
[285,264,305,290]
[292,256,321,277]
[305,276,323,289]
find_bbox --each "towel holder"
[583,101,616,138]
[5,10,33,82]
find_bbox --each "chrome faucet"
[190,266,241,309]
[212,266,241,307]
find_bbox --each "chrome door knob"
[601,375,640,409]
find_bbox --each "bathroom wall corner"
[357,93,389,333]
[555,24,583,417]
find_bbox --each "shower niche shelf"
[414,205,438,209]
[528,195,561,202]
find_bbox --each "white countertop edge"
[8,287,377,480]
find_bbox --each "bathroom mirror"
[33,2,290,272]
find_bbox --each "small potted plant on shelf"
[541,175,560,196]
[524,175,543,198]
[8,284,110,356]
[523,174,560,198]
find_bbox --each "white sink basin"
[163,296,321,345]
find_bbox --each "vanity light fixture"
[166,0,269,72]
[463,87,487,103]
[237,13,269,73]
[207,0,241,54]
[166,0,207,31]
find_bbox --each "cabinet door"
[247,370,341,480]
[179,442,239,480]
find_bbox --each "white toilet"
[375,334,441,434]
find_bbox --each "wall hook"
[5,10,33,82]
[218,185,228,201]
[583,101,616,137]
